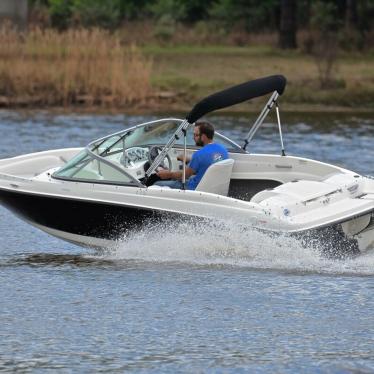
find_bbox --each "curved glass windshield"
[90,119,243,155]
[53,150,137,185]
[52,118,243,186]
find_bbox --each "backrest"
[195,159,234,196]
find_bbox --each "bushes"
[71,0,121,29]
[49,0,122,29]
[26,0,374,52]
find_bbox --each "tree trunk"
[345,0,358,30]
[278,0,297,49]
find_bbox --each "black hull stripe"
[0,188,369,256]
[0,188,194,239]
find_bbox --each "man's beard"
[195,138,204,147]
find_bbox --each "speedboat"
[0,75,373,257]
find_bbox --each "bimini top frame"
[146,75,287,178]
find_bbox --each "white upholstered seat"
[195,159,234,196]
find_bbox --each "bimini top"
[186,75,286,123]
[144,75,287,176]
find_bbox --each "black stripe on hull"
[0,188,193,240]
[0,188,367,257]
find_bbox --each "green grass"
[143,44,280,57]
[144,44,374,110]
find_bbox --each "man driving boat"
[154,120,228,190]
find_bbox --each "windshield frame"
[89,118,244,155]
[52,118,244,187]
[52,148,143,187]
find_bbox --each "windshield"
[52,118,243,186]
[53,149,140,186]
[91,119,243,155]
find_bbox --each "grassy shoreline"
[0,28,373,113]
[2,97,374,115]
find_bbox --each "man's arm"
[157,167,195,180]
[177,154,191,163]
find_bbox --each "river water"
[0,110,373,373]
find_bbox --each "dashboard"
[105,146,189,181]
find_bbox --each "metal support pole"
[275,102,286,156]
[182,129,187,190]
[146,119,191,177]
[242,91,279,151]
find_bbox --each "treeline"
[29,0,374,49]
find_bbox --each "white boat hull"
[0,148,373,257]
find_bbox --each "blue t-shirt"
[187,143,228,190]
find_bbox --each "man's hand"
[157,169,171,180]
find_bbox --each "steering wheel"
[120,146,148,168]
[148,146,172,171]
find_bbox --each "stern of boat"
[251,172,374,257]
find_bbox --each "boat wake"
[94,218,374,276]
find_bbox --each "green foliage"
[48,0,73,29]
[175,0,215,23]
[153,14,176,42]
[309,1,342,89]
[357,0,374,32]
[310,1,342,32]
[210,0,279,32]
[118,0,151,20]
[26,0,374,51]
[148,0,183,21]
[71,0,121,29]
[46,0,151,29]
[148,0,215,23]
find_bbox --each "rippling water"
[0,110,374,372]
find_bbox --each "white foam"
[91,218,374,275]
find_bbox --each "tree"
[210,0,279,32]
[148,0,214,23]
[48,0,73,30]
[345,0,358,30]
[310,1,341,88]
[70,0,121,29]
[278,0,297,49]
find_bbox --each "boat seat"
[195,159,234,196]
